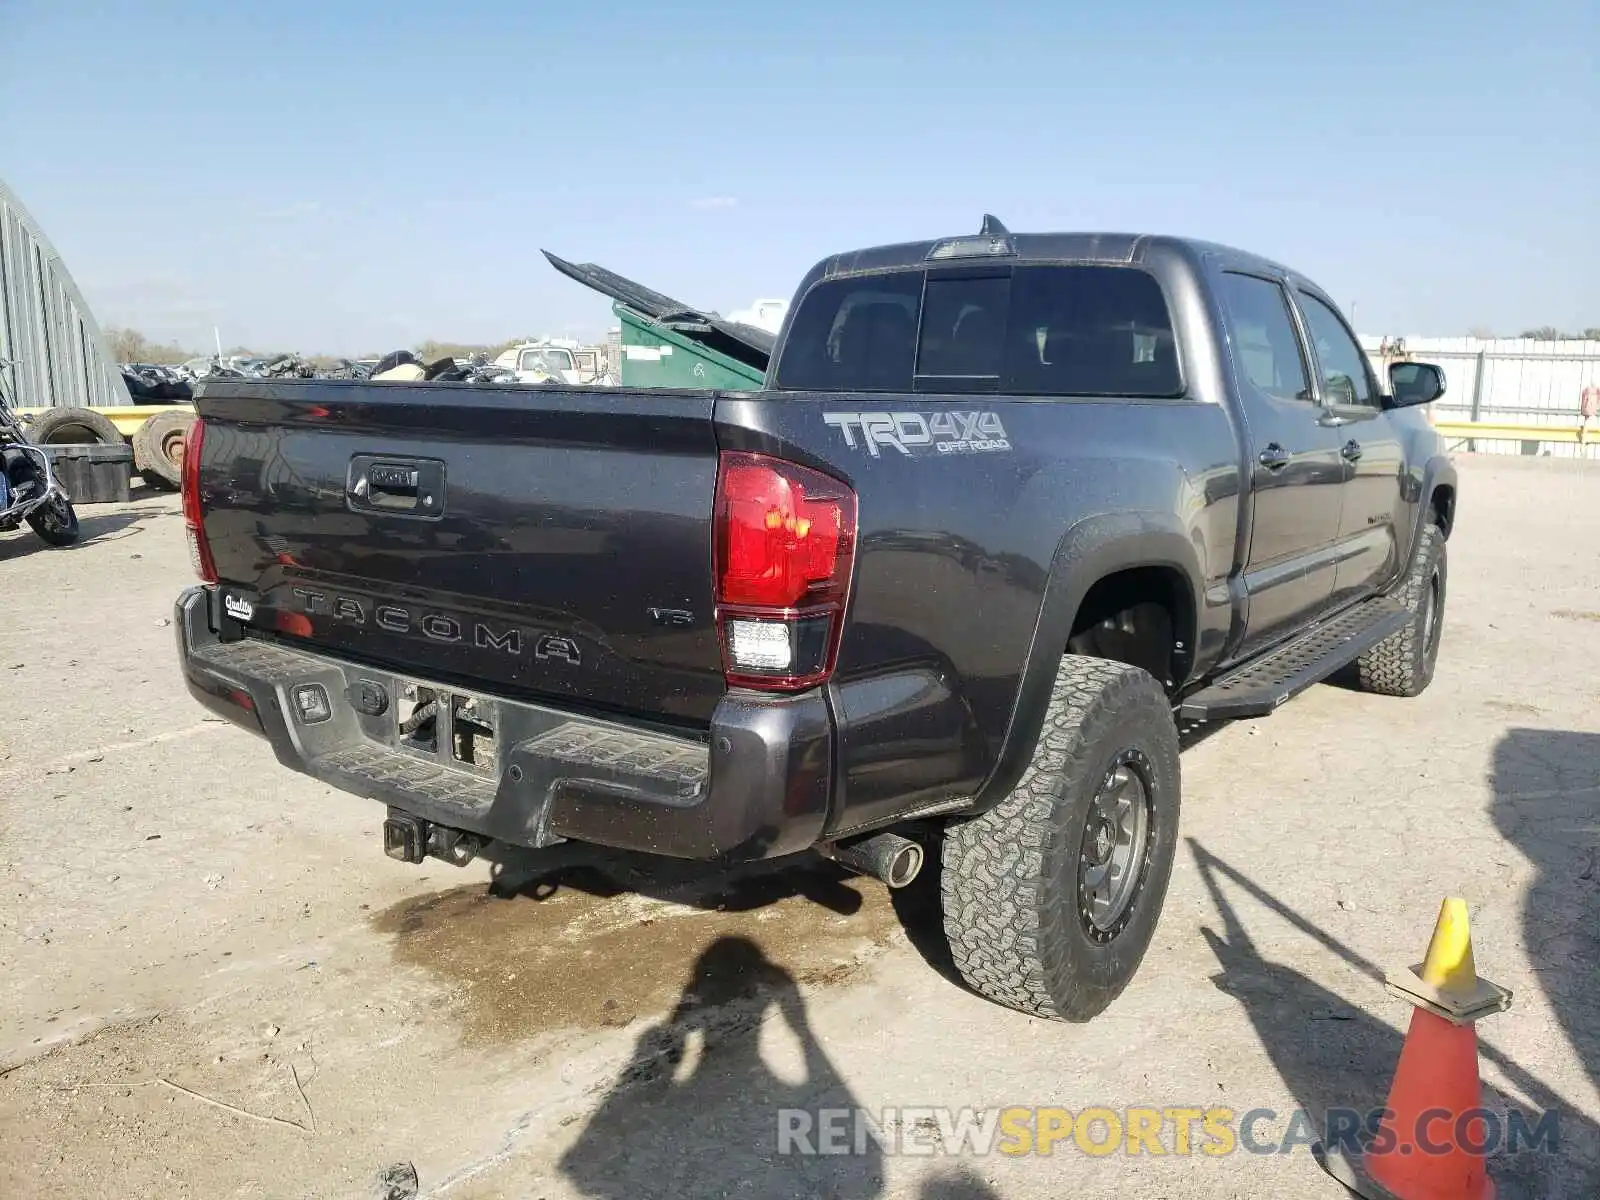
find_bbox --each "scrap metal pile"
[116,350,528,396]
[118,354,377,401]
[364,351,517,384]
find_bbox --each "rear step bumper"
[173,587,832,861]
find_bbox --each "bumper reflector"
[291,683,332,724]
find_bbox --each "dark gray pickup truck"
[174,217,1455,1021]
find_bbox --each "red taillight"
[182,417,217,584]
[713,451,857,691]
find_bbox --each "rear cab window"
[774,265,1182,397]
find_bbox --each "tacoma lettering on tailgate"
[289,588,581,664]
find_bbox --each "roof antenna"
[979,214,1009,237]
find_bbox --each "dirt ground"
[1,455,1596,1200]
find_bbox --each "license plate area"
[395,681,499,776]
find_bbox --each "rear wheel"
[27,495,80,546]
[941,655,1180,1022]
[1355,523,1446,697]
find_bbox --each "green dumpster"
[615,303,767,390]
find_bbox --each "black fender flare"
[968,510,1206,813]
[1403,454,1458,566]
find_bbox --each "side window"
[773,273,922,392]
[1215,273,1311,403]
[1297,292,1374,407]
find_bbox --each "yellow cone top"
[1419,897,1479,995]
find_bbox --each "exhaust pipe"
[819,832,924,889]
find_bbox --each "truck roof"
[810,217,1292,284]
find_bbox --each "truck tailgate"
[193,380,725,725]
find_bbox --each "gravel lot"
[2,455,1597,1199]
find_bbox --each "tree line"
[1516,327,1600,341]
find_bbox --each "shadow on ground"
[380,844,1005,1196]
[554,934,1004,1200]
[0,510,150,558]
[1189,837,1600,1198]
[557,934,882,1198]
[1491,729,1600,1099]
[914,1169,1002,1199]
[884,825,963,989]
[68,511,152,545]
[484,841,865,916]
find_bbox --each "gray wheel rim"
[1078,753,1153,940]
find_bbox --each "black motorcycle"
[0,358,81,547]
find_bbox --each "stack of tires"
[26,406,194,490]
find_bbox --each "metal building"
[0,177,131,410]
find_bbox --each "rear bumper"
[174,586,832,860]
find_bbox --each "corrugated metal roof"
[0,178,132,409]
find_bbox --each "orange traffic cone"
[1323,898,1513,1200]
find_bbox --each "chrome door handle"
[1258,444,1290,471]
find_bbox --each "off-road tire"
[941,656,1181,1022]
[27,495,80,546]
[25,406,122,447]
[132,411,195,490]
[1355,523,1446,697]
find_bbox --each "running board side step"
[1177,598,1410,721]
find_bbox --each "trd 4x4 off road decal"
[823,411,1012,458]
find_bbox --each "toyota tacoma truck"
[174,217,1455,1022]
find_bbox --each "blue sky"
[3,0,1595,354]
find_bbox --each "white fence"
[1361,335,1600,457]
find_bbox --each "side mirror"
[1387,361,1446,408]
